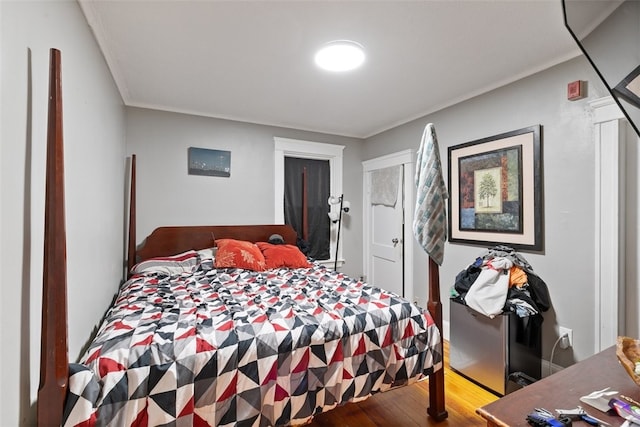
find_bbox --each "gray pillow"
[268,234,285,244]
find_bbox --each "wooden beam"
[37,47,68,427]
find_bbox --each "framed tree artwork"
[447,125,543,252]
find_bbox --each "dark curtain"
[284,157,330,260]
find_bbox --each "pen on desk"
[620,395,640,407]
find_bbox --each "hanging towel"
[413,123,448,265]
[371,165,401,207]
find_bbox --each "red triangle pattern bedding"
[63,259,442,426]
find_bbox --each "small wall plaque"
[567,80,586,101]
[188,147,231,177]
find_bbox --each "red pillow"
[256,242,311,269]
[214,239,266,271]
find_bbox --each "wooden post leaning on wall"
[37,48,68,426]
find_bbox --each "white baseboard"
[541,360,565,378]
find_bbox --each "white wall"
[0,1,125,425]
[125,107,366,279]
[363,56,612,367]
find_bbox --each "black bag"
[296,236,310,255]
[526,272,551,312]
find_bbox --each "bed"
[37,48,448,426]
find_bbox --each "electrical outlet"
[559,326,573,348]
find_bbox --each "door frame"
[363,149,415,303]
[589,96,626,352]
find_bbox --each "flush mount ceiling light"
[314,40,365,72]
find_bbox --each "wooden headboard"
[135,224,298,262]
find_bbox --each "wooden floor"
[307,341,499,426]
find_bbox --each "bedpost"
[37,48,68,427]
[127,154,137,276]
[427,257,448,421]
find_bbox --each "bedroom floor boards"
[307,340,499,426]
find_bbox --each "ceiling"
[78,0,584,139]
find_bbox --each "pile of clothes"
[451,245,551,319]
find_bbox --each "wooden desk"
[477,346,640,426]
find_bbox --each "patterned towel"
[413,123,448,265]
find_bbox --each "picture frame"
[448,125,543,251]
[614,64,640,108]
[188,147,231,177]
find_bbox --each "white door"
[370,167,404,296]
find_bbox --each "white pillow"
[196,246,217,261]
[131,250,199,275]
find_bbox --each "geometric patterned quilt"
[63,258,442,426]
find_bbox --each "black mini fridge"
[449,298,542,396]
